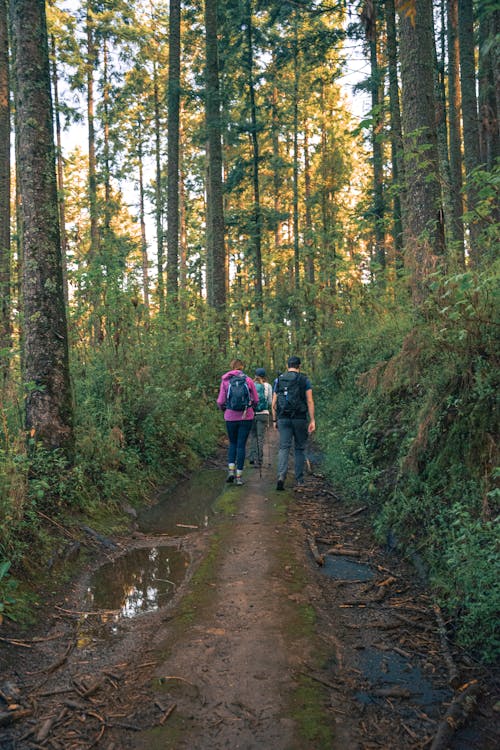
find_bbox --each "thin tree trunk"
[0,0,10,379]
[384,0,404,269]
[86,6,99,267]
[179,107,187,293]
[153,59,165,312]
[245,0,263,315]
[10,0,73,454]
[363,1,385,280]
[137,131,149,311]
[303,123,314,285]
[447,0,465,264]
[478,8,499,170]
[433,1,454,268]
[204,0,226,315]
[398,0,445,304]
[458,0,482,264]
[166,0,180,301]
[292,14,300,291]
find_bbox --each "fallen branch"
[430,681,481,750]
[433,603,460,688]
[326,546,362,557]
[159,703,177,725]
[306,534,324,566]
[0,636,32,648]
[338,505,368,519]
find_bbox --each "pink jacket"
[217,370,259,421]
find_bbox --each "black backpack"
[276,371,308,418]
[226,374,252,412]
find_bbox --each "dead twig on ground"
[306,534,325,565]
[430,681,481,750]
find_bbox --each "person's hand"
[308,420,316,434]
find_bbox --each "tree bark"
[153,58,165,312]
[384,0,404,269]
[50,34,69,308]
[478,7,499,170]
[10,0,74,454]
[0,0,10,378]
[166,0,181,301]
[458,0,482,264]
[446,0,465,264]
[204,0,226,314]
[245,0,263,315]
[398,0,445,304]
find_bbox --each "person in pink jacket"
[217,359,259,485]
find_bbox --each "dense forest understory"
[0,0,498,732]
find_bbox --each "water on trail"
[137,468,226,535]
[80,468,226,632]
[320,554,375,582]
[354,648,450,715]
[84,545,189,619]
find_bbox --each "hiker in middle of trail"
[272,355,316,491]
[248,367,273,468]
[217,358,259,486]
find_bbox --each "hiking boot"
[226,472,235,483]
[235,476,244,486]
[276,478,284,491]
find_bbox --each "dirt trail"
[0,432,498,749]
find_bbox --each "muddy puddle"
[320,554,375,582]
[138,467,225,535]
[83,545,189,622]
[354,647,450,713]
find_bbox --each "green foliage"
[0,560,18,623]
[317,268,499,662]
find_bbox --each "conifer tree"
[10,0,74,453]
[0,0,9,379]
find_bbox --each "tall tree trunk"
[10,0,73,454]
[303,123,314,285]
[0,0,10,379]
[179,107,187,293]
[245,0,263,315]
[478,7,499,170]
[50,34,69,307]
[447,0,465,264]
[153,59,165,312]
[166,0,180,301]
[137,130,149,311]
[204,0,226,314]
[384,0,404,269]
[243,1,263,313]
[398,0,445,304]
[362,1,385,280]
[458,0,482,264]
[292,14,300,291]
[86,5,99,269]
[433,1,454,268]
[271,74,281,254]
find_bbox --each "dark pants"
[226,419,253,470]
[277,417,309,482]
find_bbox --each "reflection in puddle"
[320,555,375,581]
[84,546,189,620]
[138,468,225,535]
